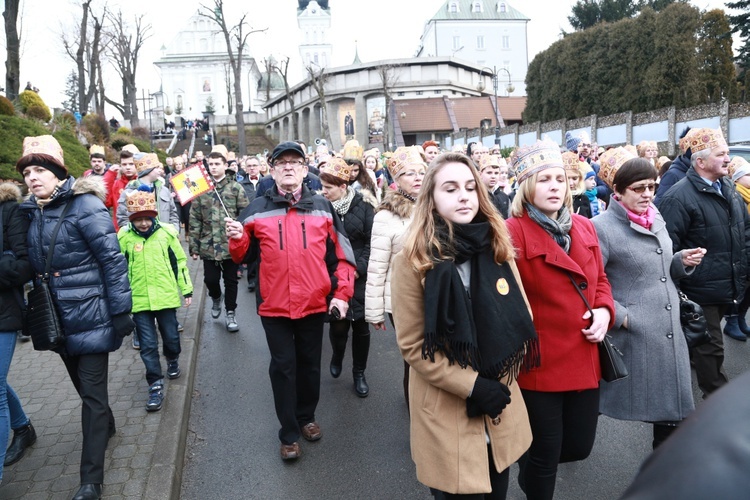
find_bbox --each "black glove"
[112,313,136,338]
[466,377,511,418]
[0,256,20,288]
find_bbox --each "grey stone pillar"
[625,111,633,146]
[355,94,367,147]
[667,106,676,156]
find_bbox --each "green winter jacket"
[189,176,249,261]
[118,222,193,313]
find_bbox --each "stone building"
[298,1,332,71]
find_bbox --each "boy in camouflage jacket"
[189,146,249,332]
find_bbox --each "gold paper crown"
[685,128,727,154]
[20,135,65,168]
[211,144,228,159]
[320,157,352,182]
[134,153,162,175]
[510,139,564,184]
[343,140,364,161]
[125,189,157,216]
[89,144,105,157]
[364,148,380,159]
[227,151,236,162]
[729,155,750,180]
[598,147,637,189]
[121,144,140,154]
[561,152,582,174]
[388,146,427,178]
[478,154,502,171]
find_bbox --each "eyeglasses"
[627,183,656,194]
[400,170,425,178]
[579,143,592,149]
[274,159,306,168]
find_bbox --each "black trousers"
[328,318,370,371]
[61,352,114,484]
[432,446,510,499]
[202,258,239,312]
[261,313,325,445]
[693,304,729,397]
[520,388,600,500]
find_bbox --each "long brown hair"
[403,153,515,273]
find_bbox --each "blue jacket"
[654,153,690,205]
[21,176,132,355]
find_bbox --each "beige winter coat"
[364,190,414,324]
[390,251,532,494]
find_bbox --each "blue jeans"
[1,331,30,481]
[133,309,181,385]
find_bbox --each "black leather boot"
[71,483,102,500]
[4,421,36,466]
[329,324,348,378]
[353,370,370,398]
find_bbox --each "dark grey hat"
[271,141,305,162]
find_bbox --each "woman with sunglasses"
[593,149,705,450]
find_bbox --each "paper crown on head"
[510,139,564,184]
[598,147,637,189]
[89,144,105,157]
[320,157,352,182]
[227,151,236,162]
[15,135,67,177]
[561,151,582,174]
[134,153,162,176]
[729,156,750,183]
[478,154,503,171]
[684,128,727,155]
[121,144,140,154]
[364,148,380,159]
[387,146,427,178]
[343,140,364,161]
[125,188,157,219]
[211,144,228,160]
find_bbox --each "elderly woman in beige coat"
[392,153,534,498]
[365,146,426,408]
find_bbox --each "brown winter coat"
[390,251,532,494]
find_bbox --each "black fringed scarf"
[422,216,539,381]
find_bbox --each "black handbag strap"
[566,271,594,317]
[40,202,73,281]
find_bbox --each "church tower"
[298,1,332,71]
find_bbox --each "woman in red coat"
[505,139,615,500]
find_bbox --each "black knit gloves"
[466,377,511,419]
[112,313,135,338]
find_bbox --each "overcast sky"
[3,0,734,117]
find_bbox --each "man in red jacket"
[226,141,355,461]
[103,149,138,231]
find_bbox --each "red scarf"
[625,202,655,230]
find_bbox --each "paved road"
[181,282,750,500]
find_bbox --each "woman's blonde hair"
[403,153,515,273]
[510,167,573,218]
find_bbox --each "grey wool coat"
[592,199,695,422]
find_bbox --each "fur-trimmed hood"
[377,189,414,219]
[0,182,22,203]
[359,188,378,209]
[71,176,107,202]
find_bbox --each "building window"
[476,35,484,50]
[472,2,482,12]
[499,3,506,13]
[449,1,459,13]
[416,91,423,95]
[453,36,461,50]
[314,53,319,64]
[397,92,405,96]
[434,90,442,94]
[502,36,510,49]
[503,61,511,72]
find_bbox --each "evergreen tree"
[62,71,79,113]
[568,0,686,30]
[726,0,750,99]
[697,9,738,103]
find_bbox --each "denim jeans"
[1,331,31,481]
[133,309,181,385]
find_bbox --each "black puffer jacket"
[656,167,750,305]
[654,153,690,205]
[336,191,375,320]
[0,183,33,332]
[20,177,132,355]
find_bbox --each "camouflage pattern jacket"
[189,176,249,261]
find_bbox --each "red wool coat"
[506,212,615,392]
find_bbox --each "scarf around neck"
[736,183,750,209]
[525,203,573,254]
[331,186,355,216]
[613,196,656,230]
[422,216,539,381]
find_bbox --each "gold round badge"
[496,278,509,295]
[134,243,144,252]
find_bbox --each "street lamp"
[477,66,514,145]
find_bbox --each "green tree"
[726,0,750,99]
[62,71,80,113]
[568,0,685,30]
[697,9,738,103]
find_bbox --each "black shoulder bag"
[566,272,628,382]
[678,289,710,348]
[24,202,72,351]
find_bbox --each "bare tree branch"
[274,56,298,140]
[306,64,331,146]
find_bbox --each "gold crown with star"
[598,147,637,189]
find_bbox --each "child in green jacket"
[118,187,193,412]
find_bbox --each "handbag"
[24,202,72,352]
[678,290,710,348]
[566,272,629,382]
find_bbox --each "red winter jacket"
[102,169,136,231]
[506,212,615,392]
[229,186,356,319]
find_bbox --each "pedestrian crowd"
[1,122,749,500]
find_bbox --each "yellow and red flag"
[170,164,214,205]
